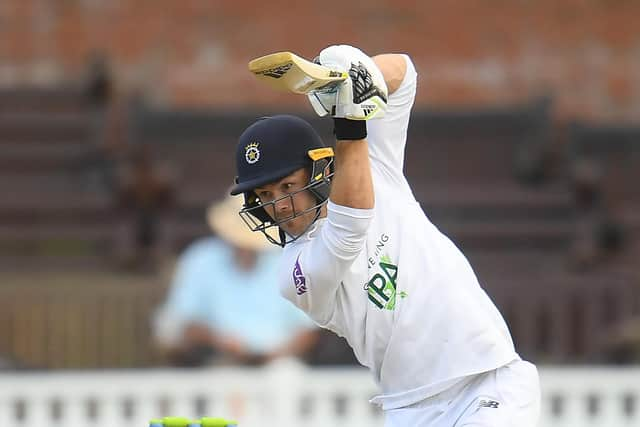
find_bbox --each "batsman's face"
[254,168,319,236]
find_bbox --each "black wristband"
[333,118,367,140]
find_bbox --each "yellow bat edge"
[248,51,347,94]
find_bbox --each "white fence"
[0,361,639,427]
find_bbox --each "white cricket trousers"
[384,359,541,427]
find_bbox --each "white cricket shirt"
[278,55,519,410]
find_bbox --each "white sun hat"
[206,193,271,251]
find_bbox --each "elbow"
[327,223,369,257]
[324,202,374,260]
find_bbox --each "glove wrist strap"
[333,118,367,140]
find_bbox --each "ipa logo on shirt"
[366,254,407,310]
[293,255,307,295]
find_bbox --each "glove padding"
[307,45,388,120]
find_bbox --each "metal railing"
[0,361,639,427]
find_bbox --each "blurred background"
[0,1,638,426]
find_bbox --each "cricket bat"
[248,51,348,94]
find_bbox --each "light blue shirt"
[163,237,315,353]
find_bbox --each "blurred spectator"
[569,158,625,269]
[116,144,174,270]
[153,194,318,366]
[84,51,112,107]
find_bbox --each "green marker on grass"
[149,416,238,427]
[200,417,238,427]
[161,417,192,427]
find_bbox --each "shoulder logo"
[292,255,307,295]
[245,142,260,164]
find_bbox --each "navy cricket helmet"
[230,115,334,247]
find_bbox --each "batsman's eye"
[256,190,272,201]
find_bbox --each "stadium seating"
[0,85,125,271]
[1,86,638,368]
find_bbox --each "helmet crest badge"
[245,142,260,164]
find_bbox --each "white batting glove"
[307,79,339,117]
[308,45,388,120]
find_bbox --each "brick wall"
[1,0,638,120]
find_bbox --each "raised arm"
[330,137,374,208]
[323,48,407,210]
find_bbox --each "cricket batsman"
[230,45,541,426]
